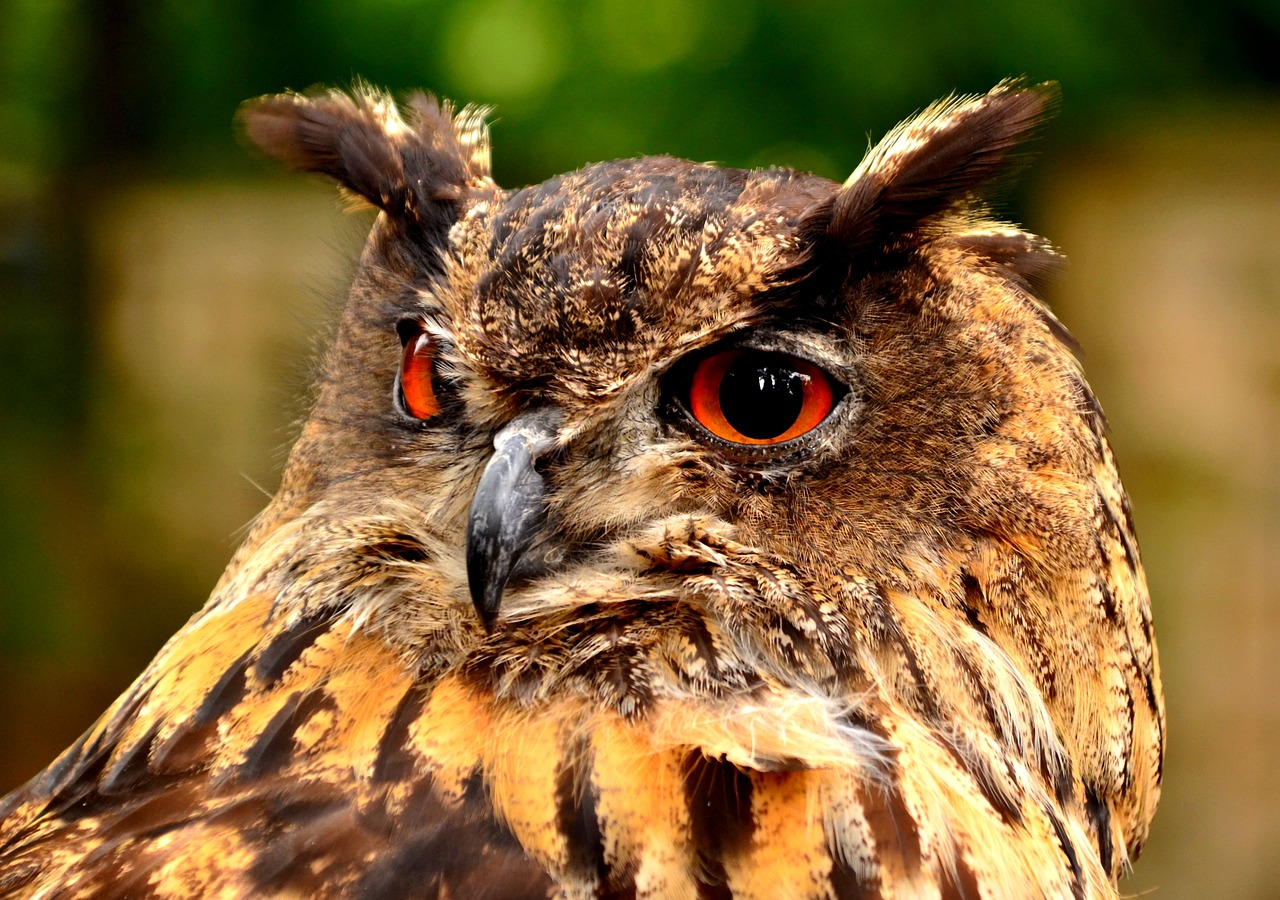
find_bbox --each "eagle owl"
[0,81,1163,898]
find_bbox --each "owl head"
[239,79,1074,610]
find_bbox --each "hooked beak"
[465,408,561,630]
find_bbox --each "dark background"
[3,1,1279,895]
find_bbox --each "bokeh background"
[2,1,1278,895]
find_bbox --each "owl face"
[0,82,1159,897]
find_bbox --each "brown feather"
[1,81,1161,898]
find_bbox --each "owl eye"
[398,326,442,420]
[687,349,837,445]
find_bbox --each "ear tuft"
[937,226,1062,286]
[402,93,494,199]
[239,85,494,218]
[807,80,1059,257]
[239,87,408,211]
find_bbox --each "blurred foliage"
[2,1,1280,895]
[3,0,1280,187]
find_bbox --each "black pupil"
[719,354,806,439]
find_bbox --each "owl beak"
[465,408,562,630]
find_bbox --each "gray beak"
[465,408,561,630]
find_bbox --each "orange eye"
[688,349,836,445]
[399,329,442,420]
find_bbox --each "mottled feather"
[0,82,1162,898]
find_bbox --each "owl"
[0,80,1162,898]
